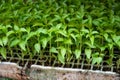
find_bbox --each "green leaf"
[34,43,40,53]
[14,25,19,31]
[111,34,120,43]
[92,57,102,65]
[108,43,113,49]
[0,39,3,46]
[117,41,120,47]
[19,41,26,51]
[56,23,62,29]
[50,47,58,53]
[100,46,106,51]
[64,39,72,44]
[2,37,8,46]
[60,47,66,58]
[37,28,47,34]
[88,15,92,27]
[93,20,100,26]
[20,28,27,32]
[41,38,48,48]
[57,30,67,37]
[92,52,99,57]
[81,28,89,33]
[68,28,79,33]
[6,25,12,28]
[26,32,35,41]
[74,49,81,59]
[85,41,96,48]
[6,31,14,37]
[85,48,91,59]
[90,36,94,46]
[63,13,70,19]
[103,33,108,40]
[58,53,65,64]
[70,33,76,42]
[32,23,44,27]
[92,31,98,34]
[92,52,103,64]
[10,39,20,47]
[55,38,64,42]
[0,47,6,59]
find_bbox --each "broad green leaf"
[81,28,89,33]
[85,41,96,48]
[26,27,31,33]
[14,25,19,31]
[79,5,84,19]
[92,31,98,34]
[1,27,7,33]
[0,47,6,59]
[56,23,62,29]
[108,43,113,49]
[60,47,66,58]
[6,31,14,37]
[49,18,59,23]
[106,38,112,43]
[34,43,40,53]
[90,36,94,46]
[55,38,64,42]
[48,27,56,33]
[64,39,72,44]
[92,52,99,57]
[2,37,8,46]
[32,23,44,27]
[74,49,81,59]
[99,53,105,57]
[63,13,70,19]
[111,34,120,43]
[57,30,67,37]
[0,39,3,46]
[103,33,108,40]
[68,28,79,33]
[26,32,35,41]
[67,48,72,54]
[100,46,106,51]
[37,28,47,34]
[117,41,120,47]
[54,15,61,20]
[70,33,76,42]
[41,38,48,48]
[20,28,27,32]
[85,48,91,59]
[105,29,114,33]
[88,15,92,27]
[93,20,100,26]
[92,57,102,65]
[10,39,20,47]
[92,52,103,64]
[19,41,26,51]
[83,19,88,24]
[58,53,65,64]
[6,25,12,28]
[50,47,58,53]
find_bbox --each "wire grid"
[0,49,119,74]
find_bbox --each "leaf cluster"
[0,0,120,66]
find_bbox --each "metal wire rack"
[0,50,119,74]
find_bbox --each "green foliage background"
[0,0,120,66]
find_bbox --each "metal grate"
[0,51,119,74]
